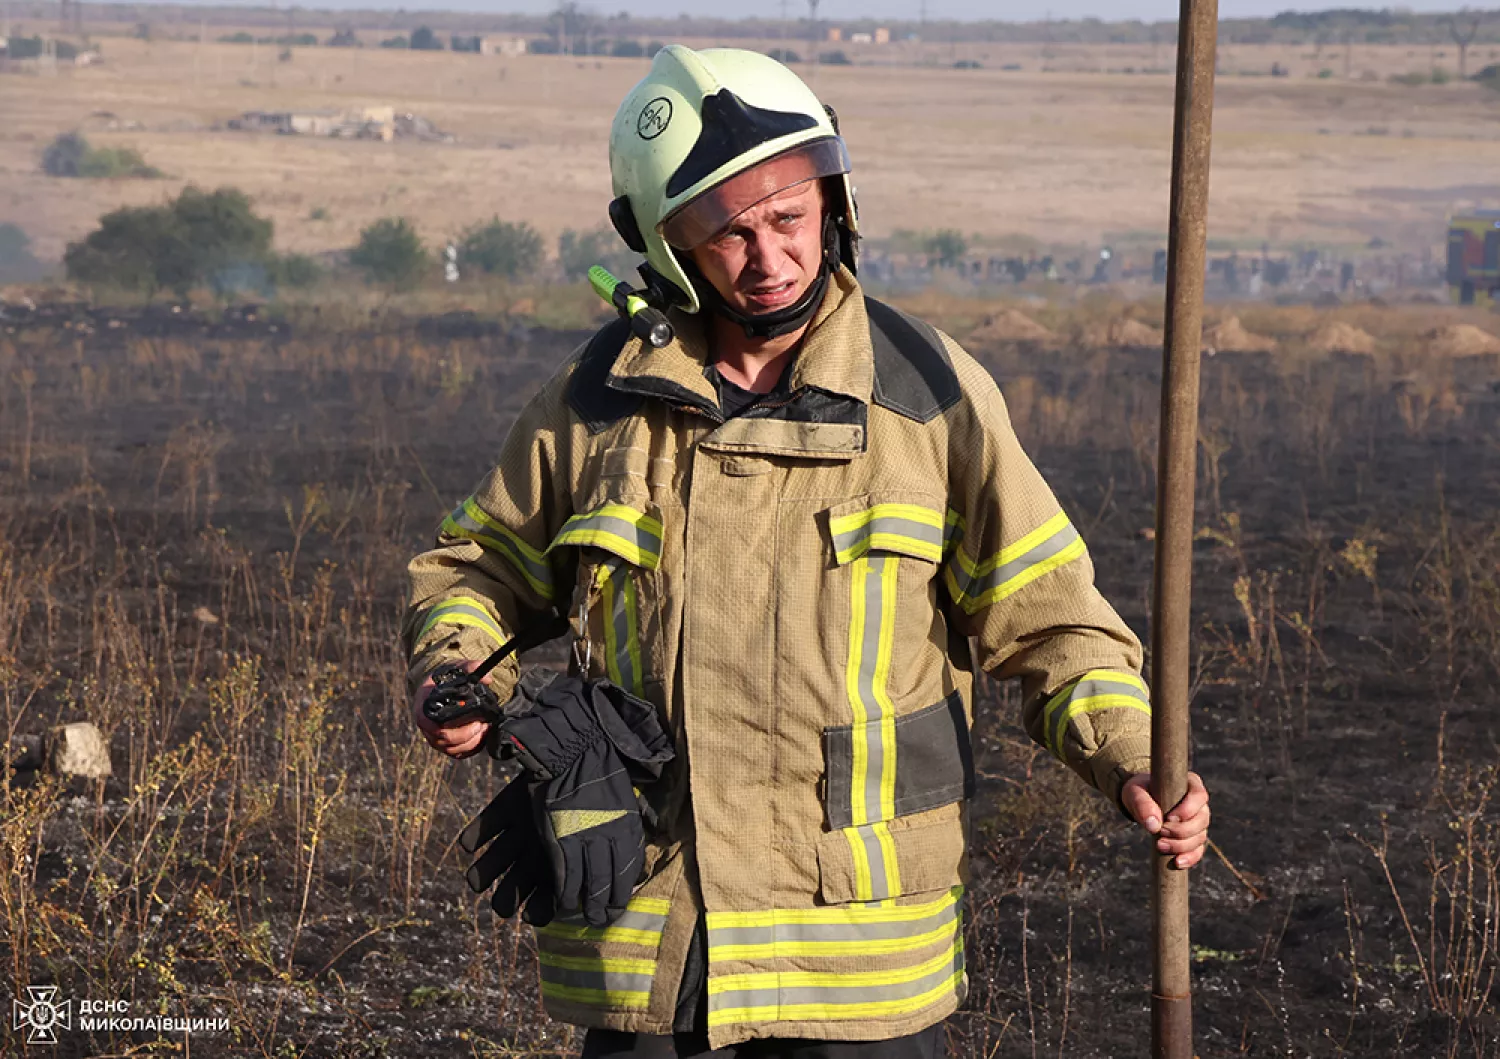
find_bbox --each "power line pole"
[1152,0,1218,1055]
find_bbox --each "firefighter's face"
[689,179,825,318]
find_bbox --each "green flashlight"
[589,266,674,349]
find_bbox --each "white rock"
[47,723,112,779]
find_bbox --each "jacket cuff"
[1088,736,1152,819]
[406,628,520,701]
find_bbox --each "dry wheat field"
[2,33,1500,263]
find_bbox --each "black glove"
[498,673,674,927]
[459,773,556,926]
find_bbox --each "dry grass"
[3,34,1500,264]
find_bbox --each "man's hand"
[1121,771,1210,869]
[412,661,492,759]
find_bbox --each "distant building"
[874,27,891,44]
[850,32,872,44]
[826,27,842,42]
[478,35,527,57]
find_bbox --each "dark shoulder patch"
[865,296,961,424]
[566,318,642,434]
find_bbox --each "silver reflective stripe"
[708,941,964,1022]
[417,597,504,639]
[545,906,667,936]
[444,499,556,599]
[552,511,662,567]
[1044,674,1151,758]
[832,515,944,564]
[539,959,656,997]
[947,519,1081,608]
[706,893,959,951]
[600,558,643,696]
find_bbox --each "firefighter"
[405,45,1210,1059]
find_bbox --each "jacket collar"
[607,268,874,418]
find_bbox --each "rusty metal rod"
[1151,0,1218,1057]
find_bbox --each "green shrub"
[267,253,322,289]
[380,35,409,49]
[818,50,851,66]
[410,26,442,51]
[64,186,275,298]
[611,39,645,58]
[928,229,968,268]
[43,132,161,179]
[219,31,254,43]
[351,218,428,289]
[459,218,543,279]
[766,47,800,63]
[1430,65,1452,84]
[0,223,45,283]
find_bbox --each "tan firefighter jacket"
[402,268,1152,1048]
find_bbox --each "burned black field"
[2,303,1498,1057]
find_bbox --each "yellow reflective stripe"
[875,822,900,898]
[539,953,657,975]
[599,561,645,696]
[708,916,956,961]
[708,968,963,1026]
[845,827,872,899]
[845,557,871,823]
[945,511,1086,613]
[540,924,663,947]
[952,511,1071,578]
[1042,669,1151,759]
[706,938,964,1026]
[441,498,555,601]
[417,595,505,647]
[709,939,960,992]
[550,503,663,570]
[708,888,959,930]
[874,558,898,823]
[539,982,652,1009]
[830,504,946,564]
[624,574,643,695]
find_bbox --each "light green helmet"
[607,45,859,315]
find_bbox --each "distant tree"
[558,225,639,282]
[610,39,644,57]
[42,132,90,177]
[64,186,276,298]
[818,49,851,65]
[0,223,45,283]
[460,218,544,279]
[409,25,443,50]
[267,253,322,289]
[644,39,664,57]
[219,32,255,43]
[528,38,559,54]
[927,229,968,268]
[548,2,593,54]
[325,27,360,47]
[65,205,192,297]
[379,35,409,49]
[766,47,801,63]
[351,218,428,290]
[451,35,482,53]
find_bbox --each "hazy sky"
[164,0,1487,19]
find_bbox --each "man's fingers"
[1164,772,1210,824]
[582,838,611,928]
[1120,779,1163,832]
[460,778,530,854]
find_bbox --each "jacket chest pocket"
[548,501,664,698]
[816,496,973,903]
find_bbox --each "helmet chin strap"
[686,214,842,341]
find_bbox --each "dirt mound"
[1203,316,1277,354]
[1305,321,1377,354]
[1080,317,1163,348]
[969,308,1056,344]
[1422,324,1500,356]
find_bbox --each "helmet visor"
[660,137,851,251]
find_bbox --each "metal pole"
[1151,1,1217,1057]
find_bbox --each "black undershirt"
[706,359,794,418]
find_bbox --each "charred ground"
[1,302,1498,1057]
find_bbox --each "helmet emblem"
[636,97,673,140]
